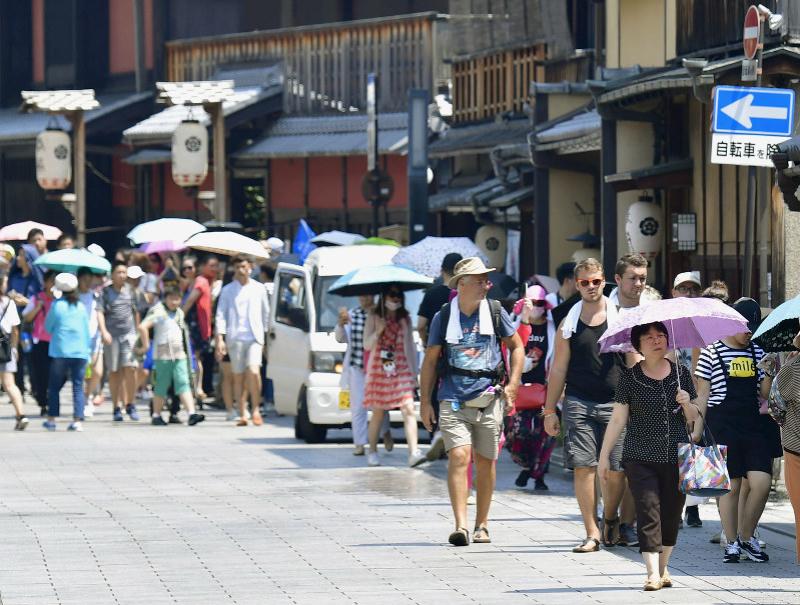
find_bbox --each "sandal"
[572,537,600,553]
[602,517,620,547]
[643,578,662,591]
[448,527,469,547]
[473,525,491,544]
[660,573,672,588]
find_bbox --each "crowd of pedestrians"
[0,227,290,433]
[0,225,798,592]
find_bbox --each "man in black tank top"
[542,258,627,553]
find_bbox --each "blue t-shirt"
[428,304,515,403]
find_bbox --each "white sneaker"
[353,445,365,456]
[83,404,94,418]
[408,451,427,468]
[367,452,380,466]
[67,421,83,432]
[467,492,477,505]
[225,411,239,422]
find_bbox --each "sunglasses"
[577,278,604,288]
[530,300,547,307]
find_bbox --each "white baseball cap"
[673,271,701,289]
[87,243,105,257]
[54,273,78,293]
[266,237,284,253]
[127,265,145,280]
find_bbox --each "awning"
[122,149,171,165]
[604,158,693,192]
[124,85,282,145]
[533,108,600,154]
[0,91,152,148]
[597,46,800,105]
[233,113,408,160]
[429,117,531,158]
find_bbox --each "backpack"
[436,299,507,383]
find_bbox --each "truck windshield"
[315,276,424,332]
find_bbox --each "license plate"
[338,390,350,410]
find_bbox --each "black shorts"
[707,413,774,478]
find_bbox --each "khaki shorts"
[439,398,504,460]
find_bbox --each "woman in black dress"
[599,321,700,591]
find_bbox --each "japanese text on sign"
[710,133,788,167]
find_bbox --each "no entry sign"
[744,5,760,60]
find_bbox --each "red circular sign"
[743,5,760,60]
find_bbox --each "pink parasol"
[598,297,749,354]
[138,240,188,254]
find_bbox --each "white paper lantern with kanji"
[35,128,71,190]
[626,199,663,261]
[171,119,208,187]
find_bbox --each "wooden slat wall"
[166,15,436,114]
[451,45,546,123]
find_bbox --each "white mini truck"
[267,245,423,443]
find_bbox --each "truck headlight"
[311,352,343,373]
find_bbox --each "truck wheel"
[297,395,327,444]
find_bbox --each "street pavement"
[0,396,798,605]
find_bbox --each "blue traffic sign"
[712,85,795,137]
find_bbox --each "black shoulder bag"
[0,300,15,363]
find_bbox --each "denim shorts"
[563,395,623,471]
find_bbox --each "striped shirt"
[695,341,765,408]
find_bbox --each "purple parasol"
[139,240,188,254]
[598,297,749,354]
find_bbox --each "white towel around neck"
[445,296,495,344]
[561,296,619,340]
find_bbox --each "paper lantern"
[475,224,507,270]
[626,199,663,261]
[171,119,208,187]
[35,128,71,190]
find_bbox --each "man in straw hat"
[420,257,524,546]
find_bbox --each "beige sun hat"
[448,257,496,288]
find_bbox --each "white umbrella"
[127,218,206,245]
[311,230,366,247]
[0,220,62,241]
[391,236,489,278]
[184,231,271,260]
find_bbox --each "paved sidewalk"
[0,399,797,605]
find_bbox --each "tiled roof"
[123,86,279,144]
[233,113,408,159]
[429,117,531,157]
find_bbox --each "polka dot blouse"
[614,361,697,463]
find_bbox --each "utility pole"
[742,10,764,299]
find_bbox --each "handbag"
[0,301,13,364]
[514,383,547,410]
[677,418,731,497]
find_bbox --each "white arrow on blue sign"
[712,85,795,137]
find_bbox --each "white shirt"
[0,296,20,335]
[218,279,269,343]
[79,291,99,337]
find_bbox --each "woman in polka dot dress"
[598,321,701,592]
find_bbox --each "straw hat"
[448,257,495,288]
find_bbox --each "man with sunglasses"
[420,258,524,546]
[543,258,627,553]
